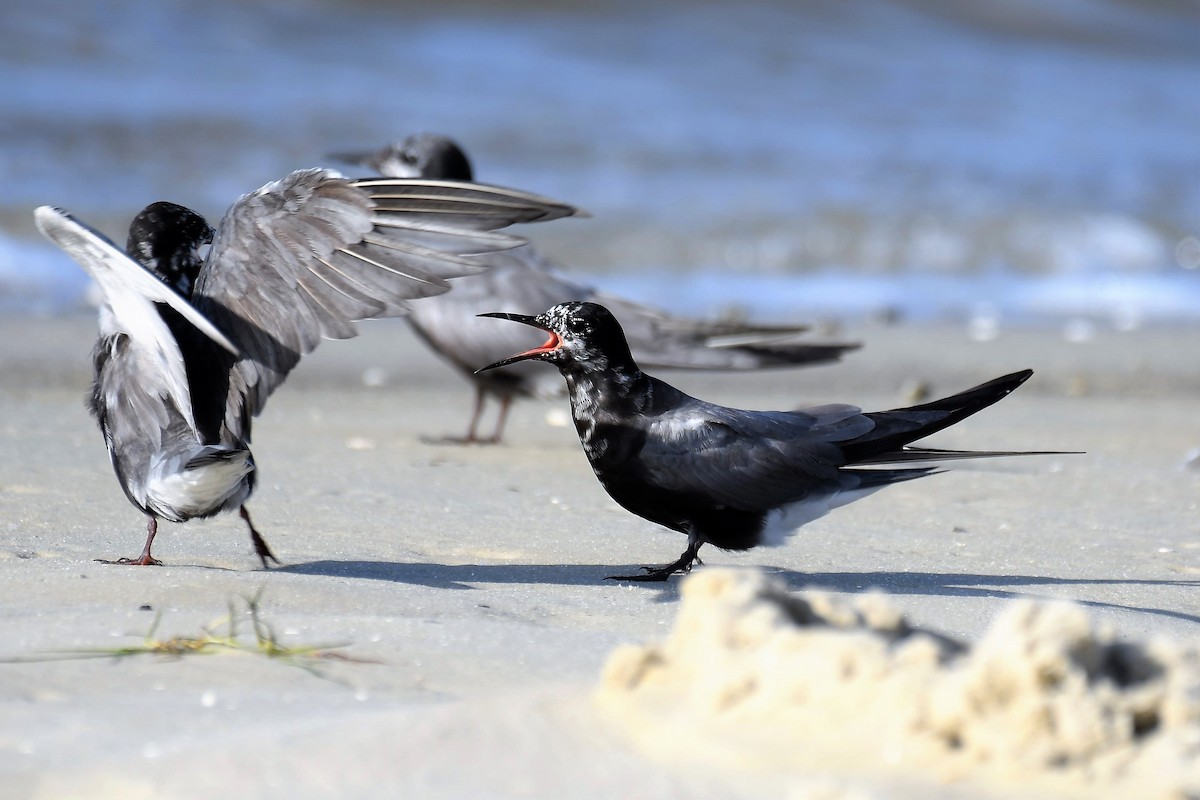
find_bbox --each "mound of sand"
[596,570,1200,799]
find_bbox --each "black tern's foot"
[96,555,163,566]
[419,434,502,447]
[606,539,704,582]
[98,517,163,565]
[606,559,698,582]
[252,533,282,569]
[241,507,281,569]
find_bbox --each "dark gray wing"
[594,290,857,370]
[33,206,239,445]
[639,398,878,510]
[408,243,853,389]
[190,169,577,439]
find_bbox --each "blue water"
[2,0,1198,325]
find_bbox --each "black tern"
[479,301,1062,582]
[36,169,576,566]
[332,133,858,444]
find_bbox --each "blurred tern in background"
[331,133,858,444]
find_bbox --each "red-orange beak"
[475,313,563,372]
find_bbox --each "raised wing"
[34,206,240,446]
[353,178,579,230]
[191,169,579,439]
[34,207,237,355]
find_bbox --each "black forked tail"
[840,369,1035,465]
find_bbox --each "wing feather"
[638,400,872,510]
[191,169,579,441]
[356,178,580,229]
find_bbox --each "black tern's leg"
[483,395,513,445]
[606,533,704,582]
[240,506,281,568]
[462,386,487,443]
[422,387,499,446]
[98,516,163,566]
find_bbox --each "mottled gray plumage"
[333,133,858,443]
[36,169,577,565]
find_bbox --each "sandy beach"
[1,313,1197,799]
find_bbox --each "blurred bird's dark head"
[477,301,637,376]
[333,133,474,181]
[126,201,213,297]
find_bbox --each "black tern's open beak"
[475,312,562,372]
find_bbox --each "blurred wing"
[34,206,240,441]
[414,233,853,371]
[192,169,579,436]
[591,291,857,370]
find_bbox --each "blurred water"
[1,0,1197,325]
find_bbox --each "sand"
[598,570,1199,799]
[0,313,1197,799]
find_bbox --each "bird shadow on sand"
[279,559,1200,625]
[764,567,1200,627]
[280,560,623,590]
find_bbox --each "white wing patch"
[651,414,713,442]
[35,206,244,439]
[35,207,239,355]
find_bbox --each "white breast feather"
[759,485,889,547]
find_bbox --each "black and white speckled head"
[535,302,626,359]
[356,133,474,181]
[126,201,213,297]
[476,301,637,374]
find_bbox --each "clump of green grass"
[0,587,378,682]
